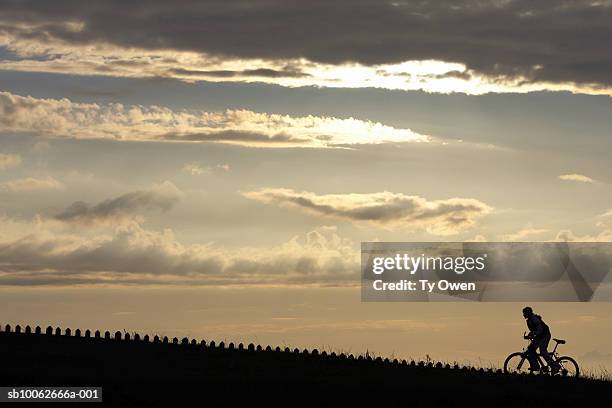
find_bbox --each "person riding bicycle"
[522,306,561,373]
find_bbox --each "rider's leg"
[526,340,540,370]
[538,334,551,363]
[538,334,560,370]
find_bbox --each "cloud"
[500,225,549,241]
[54,182,182,225]
[0,176,62,192]
[0,91,429,147]
[599,209,612,218]
[1,1,611,95]
[183,162,230,175]
[243,188,492,235]
[0,221,359,286]
[555,228,612,242]
[466,234,487,242]
[558,174,594,183]
[0,153,21,169]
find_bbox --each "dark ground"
[0,327,611,407]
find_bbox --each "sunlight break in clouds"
[0,91,429,147]
[243,188,492,236]
[558,174,595,183]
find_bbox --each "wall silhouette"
[0,323,499,372]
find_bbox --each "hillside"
[1,325,611,407]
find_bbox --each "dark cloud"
[159,130,311,145]
[55,187,180,224]
[0,1,611,87]
[170,68,310,78]
[432,70,472,81]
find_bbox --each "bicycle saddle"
[553,338,566,344]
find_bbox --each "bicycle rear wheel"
[557,356,579,378]
[504,352,530,374]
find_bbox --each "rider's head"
[522,306,533,318]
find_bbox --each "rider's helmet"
[522,306,533,318]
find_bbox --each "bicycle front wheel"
[557,356,579,378]
[504,352,530,374]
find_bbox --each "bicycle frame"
[518,338,561,371]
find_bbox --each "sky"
[1,0,612,372]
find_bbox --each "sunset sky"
[1,1,612,372]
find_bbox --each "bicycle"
[503,332,579,377]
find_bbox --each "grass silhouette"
[1,324,611,407]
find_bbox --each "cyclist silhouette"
[522,306,561,373]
